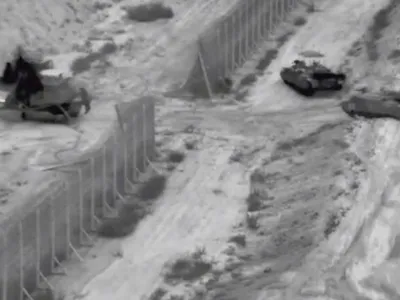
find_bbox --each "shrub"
[99,41,118,55]
[149,287,167,300]
[246,212,259,230]
[164,255,212,281]
[324,212,340,238]
[293,16,307,26]
[167,151,185,163]
[97,202,146,238]
[125,2,174,22]
[246,191,263,212]
[229,234,246,247]
[71,52,100,74]
[138,174,167,200]
[239,73,257,87]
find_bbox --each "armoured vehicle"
[280,60,346,96]
[341,93,400,120]
[0,47,91,123]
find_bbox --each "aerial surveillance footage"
[0,0,400,299]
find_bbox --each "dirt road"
[8,0,400,299]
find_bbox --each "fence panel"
[185,0,300,98]
[0,96,156,300]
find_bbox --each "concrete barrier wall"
[184,0,299,97]
[0,96,155,300]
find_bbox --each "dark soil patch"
[124,2,174,22]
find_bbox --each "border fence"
[0,0,302,298]
[183,0,299,98]
[0,96,155,300]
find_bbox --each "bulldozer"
[0,46,91,123]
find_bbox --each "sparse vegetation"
[214,77,233,94]
[256,49,278,71]
[168,295,184,300]
[71,41,117,74]
[299,50,324,58]
[71,53,100,74]
[293,16,307,26]
[366,0,397,61]
[246,212,259,229]
[246,191,263,212]
[99,41,118,55]
[324,212,341,238]
[240,73,258,86]
[93,1,112,10]
[388,49,400,60]
[138,174,167,200]
[229,150,243,162]
[164,249,213,282]
[97,202,147,238]
[167,151,186,163]
[184,140,196,150]
[229,234,246,247]
[149,287,168,300]
[124,2,174,22]
[306,1,316,13]
[235,89,248,101]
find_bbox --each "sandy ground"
[39,1,396,300]
[3,0,400,300]
[0,0,240,219]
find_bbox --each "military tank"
[280,60,346,96]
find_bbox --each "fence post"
[254,0,260,45]
[131,113,138,182]
[111,130,128,203]
[244,0,249,59]
[261,0,267,38]
[64,181,83,262]
[35,206,54,291]
[18,222,32,300]
[101,145,109,217]
[89,157,101,231]
[231,13,236,70]
[112,132,118,201]
[142,104,148,169]
[49,194,67,275]
[1,229,8,300]
[76,168,94,247]
[223,21,230,76]
[35,209,41,288]
[197,41,213,98]
[269,0,273,34]
[237,9,243,66]
[215,29,222,80]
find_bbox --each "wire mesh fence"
[0,96,155,300]
[183,0,299,97]
[0,0,301,298]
